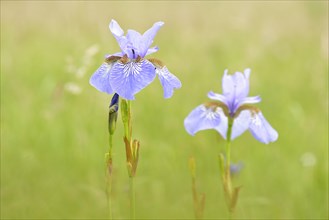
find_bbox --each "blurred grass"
[1,1,328,219]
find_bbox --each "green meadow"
[1,1,328,219]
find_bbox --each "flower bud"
[108,93,119,135]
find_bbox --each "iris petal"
[222,69,250,102]
[214,110,251,140]
[89,63,114,94]
[109,59,156,100]
[126,30,143,58]
[214,109,228,139]
[157,66,182,98]
[231,110,251,140]
[249,111,278,144]
[184,105,222,136]
[141,21,164,57]
[241,96,261,105]
[146,46,159,56]
[109,20,129,55]
[109,19,124,37]
[208,91,228,105]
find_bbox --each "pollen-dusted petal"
[140,21,164,57]
[184,105,222,136]
[105,52,123,59]
[89,63,114,94]
[156,66,181,99]
[208,91,228,105]
[109,59,156,100]
[231,110,251,140]
[249,111,278,144]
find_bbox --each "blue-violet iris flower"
[90,19,181,100]
[184,69,278,144]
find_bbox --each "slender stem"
[225,117,234,218]
[122,100,136,219]
[130,176,136,219]
[107,134,113,220]
[124,100,131,142]
[107,174,113,220]
[226,117,233,195]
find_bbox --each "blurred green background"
[1,1,328,219]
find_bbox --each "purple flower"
[184,69,278,144]
[230,162,243,176]
[90,19,181,100]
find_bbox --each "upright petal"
[140,21,164,57]
[109,19,129,54]
[126,29,143,58]
[249,111,278,144]
[156,66,181,98]
[109,19,124,38]
[109,59,156,100]
[184,105,222,136]
[89,63,114,94]
[222,69,250,102]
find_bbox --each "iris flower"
[184,69,278,144]
[90,19,181,100]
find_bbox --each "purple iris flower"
[184,69,278,144]
[230,162,243,176]
[90,19,181,100]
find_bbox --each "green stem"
[107,175,112,220]
[224,117,234,218]
[107,134,113,220]
[130,176,136,219]
[126,100,132,141]
[122,100,136,219]
[226,117,233,196]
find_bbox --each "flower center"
[132,49,136,59]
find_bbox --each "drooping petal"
[249,111,278,144]
[208,91,228,105]
[184,105,222,136]
[231,110,251,140]
[89,63,114,94]
[109,59,156,100]
[140,21,164,57]
[156,66,182,99]
[214,109,228,139]
[214,110,251,140]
